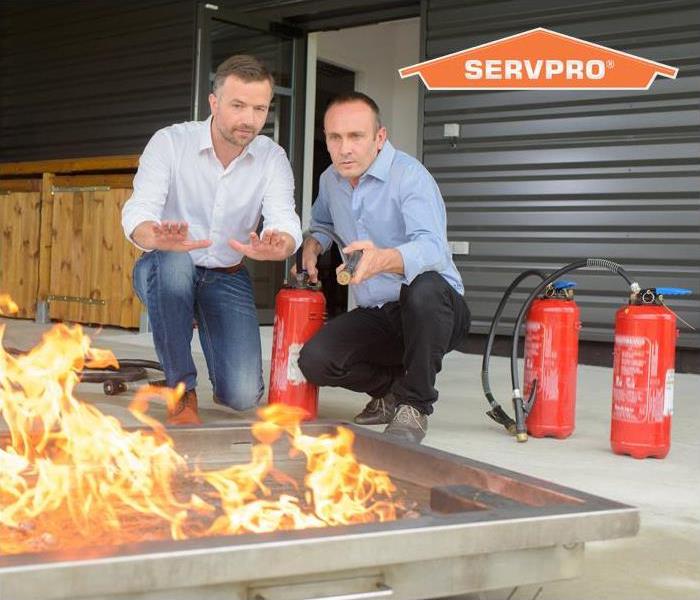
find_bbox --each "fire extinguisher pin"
[635,287,694,330]
[660,299,696,331]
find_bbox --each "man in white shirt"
[122,55,302,425]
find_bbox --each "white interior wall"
[315,18,420,157]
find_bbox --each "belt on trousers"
[206,262,245,275]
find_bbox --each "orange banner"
[399,28,677,90]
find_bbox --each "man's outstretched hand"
[132,220,212,252]
[228,229,295,261]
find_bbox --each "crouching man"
[297,92,470,444]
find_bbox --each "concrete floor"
[1,317,699,600]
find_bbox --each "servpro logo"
[464,58,606,81]
[399,28,678,90]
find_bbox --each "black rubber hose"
[307,225,352,264]
[3,346,163,383]
[295,225,358,285]
[79,359,164,383]
[80,366,148,384]
[295,225,349,275]
[481,269,547,434]
[112,359,163,370]
[509,258,639,442]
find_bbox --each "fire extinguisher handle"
[655,287,692,296]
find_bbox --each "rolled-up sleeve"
[395,164,449,285]
[261,148,303,251]
[121,129,172,250]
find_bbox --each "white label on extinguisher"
[664,369,674,416]
[612,334,652,422]
[287,343,307,384]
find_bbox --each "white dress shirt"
[122,116,302,267]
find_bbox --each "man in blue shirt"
[297,92,470,444]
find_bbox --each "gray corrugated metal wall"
[0,0,195,161]
[0,0,419,162]
[422,0,700,349]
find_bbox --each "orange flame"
[0,295,401,555]
[0,294,18,315]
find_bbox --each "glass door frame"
[192,3,308,322]
[193,3,306,187]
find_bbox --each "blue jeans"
[132,251,264,411]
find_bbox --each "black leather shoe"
[353,392,398,425]
[383,405,428,444]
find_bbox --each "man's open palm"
[228,230,293,261]
[138,220,212,252]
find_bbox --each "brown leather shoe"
[167,389,202,426]
[353,392,398,425]
[383,404,428,444]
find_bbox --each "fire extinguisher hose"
[509,258,639,442]
[481,269,547,434]
[3,346,164,391]
[299,225,361,285]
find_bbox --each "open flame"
[0,295,18,316]
[0,296,400,556]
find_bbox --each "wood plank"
[0,155,139,176]
[48,188,140,328]
[53,174,135,189]
[0,192,41,319]
[48,190,77,323]
[37,173,55,305]
[118,191,142,328]
[89,190,106,326]
[0,180,42,193]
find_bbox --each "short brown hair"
[212,55,274,94]
[325,92,382,131]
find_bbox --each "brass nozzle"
[337,270,352,286]
[516,432,528,443]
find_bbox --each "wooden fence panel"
[49,188,141,327]
[0,191,41,318]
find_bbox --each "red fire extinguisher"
[611,287,689,459]
[268,270,326,420]
[523,281,581,438]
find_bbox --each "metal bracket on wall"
[449,241,470,255]
[35,301,50,324]
[46,295,106,306]
[51,186,111,194]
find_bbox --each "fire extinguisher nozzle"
[516,432,528,443]
[486,406,517,435]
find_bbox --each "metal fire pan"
[0,422,639,600]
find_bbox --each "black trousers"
[298,272,470,415]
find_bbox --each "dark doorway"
[195,4,306,325]
[313,61,355,319]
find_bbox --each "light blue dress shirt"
[310,141,464,308]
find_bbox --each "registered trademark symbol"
[607,59,615,68]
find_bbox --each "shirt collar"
[199,115,258,159]
[365,140,395,182]
[199,116,214,152]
